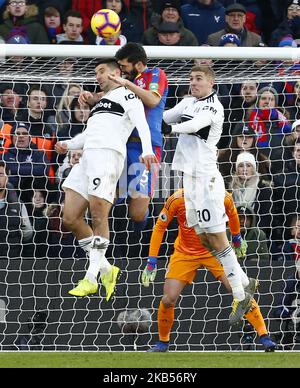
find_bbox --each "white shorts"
[62,149,124,204]
[183,171,228,234]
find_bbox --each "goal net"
[0,45,299,351]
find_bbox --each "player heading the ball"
[55,58,158,300]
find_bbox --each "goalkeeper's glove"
[141,256,157,287]
[232,233,248,258]
[161,120,172,135]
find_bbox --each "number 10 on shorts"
[197,209,211,223]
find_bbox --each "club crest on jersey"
[159,212,168,222]
[136,78,146,89]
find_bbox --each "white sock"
[78,236,93,255]
[239,267,250,288]
[216,246,245,301]
[84,236,112,282]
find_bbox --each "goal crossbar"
[2,44,300,61]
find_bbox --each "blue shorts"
[118,141,161,199]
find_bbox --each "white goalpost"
[0,45,299,351]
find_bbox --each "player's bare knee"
[63,213,76,231]
[162,294,177,307]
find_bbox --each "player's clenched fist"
[55,141,68,155]
[79,91,101,106]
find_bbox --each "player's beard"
[125,68,139,81]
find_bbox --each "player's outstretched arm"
[56,132,87,153]
[225,193,248,258]
[141,198,177,287]
[127,101,156,165]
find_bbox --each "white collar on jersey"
[195,91,216,102]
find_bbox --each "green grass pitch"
[0,352,299,368]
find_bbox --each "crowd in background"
[0,0,299,47]
[0,0,298,343]
[0,0,299,259]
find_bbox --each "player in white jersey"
[162,65,254,325]
[55,58,158,300]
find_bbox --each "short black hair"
[63,10,83,25]
[95,58,120,71]
[115,43,148,66]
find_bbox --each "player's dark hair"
[115,43,148,66]
[95,58,121,71]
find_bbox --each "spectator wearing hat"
[207,3,263,47]
[0,0,49,44]
[218,123,271,183]
[249,85,293,173]
[181,0,226,45]
[228,203,269,261]
[0,119,56,187]
[3,121,51,205]
[270,0,300,47]
[228,151,273,239]
[275,34,300,74]
[144,21,197,46]
[143,0,198,46]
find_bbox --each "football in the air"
[91,9,121,38]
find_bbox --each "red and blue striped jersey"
[131,67,168,147]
